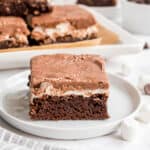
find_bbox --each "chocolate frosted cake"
[0,17,30,49]
[29,5,100,45]
[29,54,110,120]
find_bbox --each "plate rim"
[0,71,142,132]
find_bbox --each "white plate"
[0,71,141,140]
[0,5,144,69]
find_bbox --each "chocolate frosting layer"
[0,17,30,37]
[31,5,96,29]
[30,54,109,92]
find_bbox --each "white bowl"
[121,0,150,35]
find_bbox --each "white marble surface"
[0,51,150,150]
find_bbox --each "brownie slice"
[0,0,52,16]
[77,0,117,6]
[0,17,30,49]
[29,54,110,120]
[29,5,99,45]
[128,0,150,4]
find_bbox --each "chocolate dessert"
[0,0,52,16]
[128,0,150,4]
[29,54,110,120]
[77,0,117,6]
[144,84,150,95]
[29,5,100,45]
[0,17,30,49]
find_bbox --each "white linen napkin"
[0,127,71,150]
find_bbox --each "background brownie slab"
[29,54,109,120]
[0,17,30,49]
[30,5,99,45]
[27,0,52,16]
[77,0,117,6]
[0,0,52,16]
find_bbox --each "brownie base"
[0,40,28,49]
[29,94,109,120]
[0,0,52,16]
[31,34,98,45]
[27,0,52,16]
[0,0,28,16]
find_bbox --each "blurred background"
[52,0,150,47]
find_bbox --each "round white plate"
[0,71,141,140]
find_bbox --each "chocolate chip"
[144,84,150,95]
[144,43,149,49]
